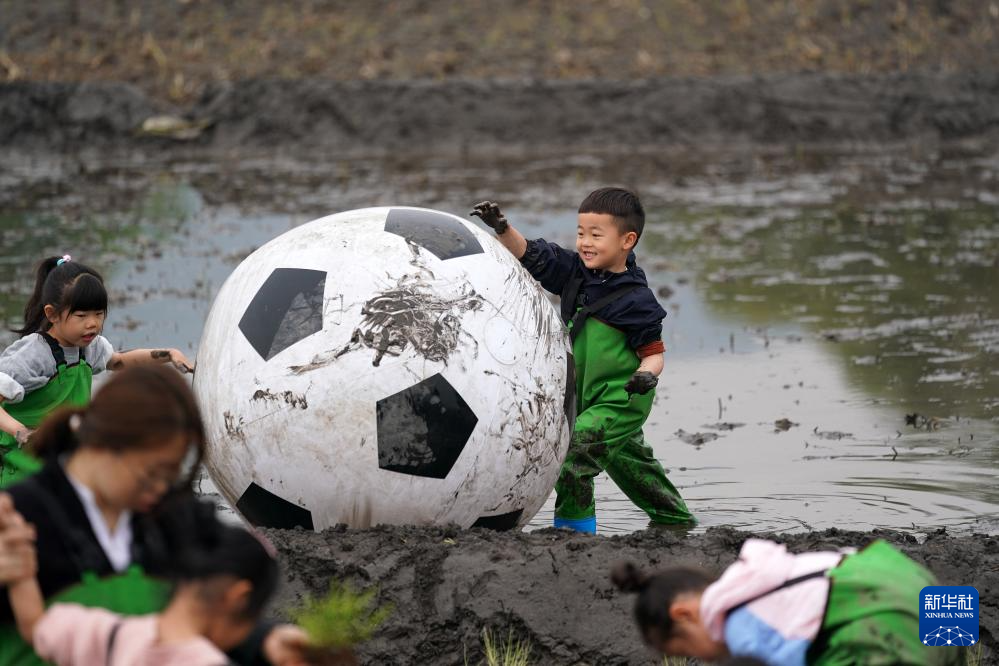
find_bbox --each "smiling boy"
[471,187,694,533]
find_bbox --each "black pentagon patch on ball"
[384,208,484,260]
[471,508,524,531]
[377,373,478,479]
[236,482,314,530]
[564,352,577,428]
[239,268,326,360]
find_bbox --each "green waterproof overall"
[553,315,694,530]
[0,335,93,488]
[808,540,966,666]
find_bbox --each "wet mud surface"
[3,72,999,153]
[263,524,999,665]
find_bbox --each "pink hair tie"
[56,254,71,266]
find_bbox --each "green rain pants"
[808,540,966,666]
[0,566,170,665]
[0,339,93,488]
[554,318,694,529]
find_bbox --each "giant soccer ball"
[194,207,574,531]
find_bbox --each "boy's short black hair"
[578,187,645,240]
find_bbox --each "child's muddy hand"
[169,350,195,374]
[470,200,510,234]
[625,371,658,396]
[263,624,331,666]
[14,429,33,448]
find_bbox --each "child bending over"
[612,538,965,665]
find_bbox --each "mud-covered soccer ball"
[194,207,574,531]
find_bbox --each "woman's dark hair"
[29,365,206,488]
[150,497,280,620]
[14,256,108,337]
[611,561,716,644]
[578,187,646,240]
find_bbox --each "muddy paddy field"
[2,138,997,663]
[4,5,999,650]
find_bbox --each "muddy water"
[1,153,996,537]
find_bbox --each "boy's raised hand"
[470,201,510,234]
[625,371,658,396]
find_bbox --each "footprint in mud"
[675,429,720,446]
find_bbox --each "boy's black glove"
[470,201,509,235]
[625,371,658,396]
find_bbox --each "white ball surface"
[194,207,573,530]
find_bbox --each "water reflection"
[531,338,998,534]
[643,205,999,419]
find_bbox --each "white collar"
[65,470,134,573]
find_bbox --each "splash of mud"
[251,388,309,410]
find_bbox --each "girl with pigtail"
[0,255,194,486]
[0,365,323,666]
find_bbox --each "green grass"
[663,657,691,666]
[967,642,984,666]
[466,628,533,666]
[287,581,392,650]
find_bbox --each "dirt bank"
[3,72,999,154]
[3,1,998,99]
[264,525,997,665]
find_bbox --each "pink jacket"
[700,539,847,649]
[34,603,229,666]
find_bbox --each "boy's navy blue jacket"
[520,238,666,351]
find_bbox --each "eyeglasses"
[118,456,183,492]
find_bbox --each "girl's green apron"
[808,540,966,666]
[553,286,694,526]
[0,334,93,487]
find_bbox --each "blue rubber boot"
[553,515,596,534]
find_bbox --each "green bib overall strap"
[560,279,641,343]
[728,568,831,615]
[0,488,171,666]
[105,621,123,666]
[0,334,94,487]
